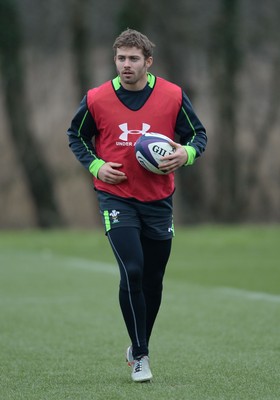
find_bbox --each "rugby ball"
[135,133,175,174]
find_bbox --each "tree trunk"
[70,0,91,98]
[0,0,63,227]
[210,0,241,222]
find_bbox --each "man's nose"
[123,58,131,67]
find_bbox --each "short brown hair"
[113,29,155,59]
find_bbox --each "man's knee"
[119,262,143,292]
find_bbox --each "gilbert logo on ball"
[135,133,175,174]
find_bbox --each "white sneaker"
[131,355,153,382]
[126,346,134,367]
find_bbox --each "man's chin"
[122,77,135,84]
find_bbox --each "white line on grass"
[59,255,280,303]
[60,256,280,304]
[60,256,118,276]
[218,287,280,303]
[38,252,118,276]
[5,251,279,303]
[1,250,118,276]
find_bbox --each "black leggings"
[107,227,172,358]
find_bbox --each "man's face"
[114,47,153,91]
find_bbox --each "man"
[67,29,207,382]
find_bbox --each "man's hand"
[97,162,127,184]
[158,140,188,173]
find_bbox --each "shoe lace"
[134,358,143,373]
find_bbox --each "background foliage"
[0,0,279,227]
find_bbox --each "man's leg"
[107,227,148,358]
[141,235,172,344]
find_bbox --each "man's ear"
[146,57,153,68]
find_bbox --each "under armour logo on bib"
[118,123,151,141]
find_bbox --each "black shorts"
[97,191,175,240]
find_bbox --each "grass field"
[1,226,280,400]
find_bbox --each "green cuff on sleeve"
[183,145,196,166]
[89,159,106,178]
